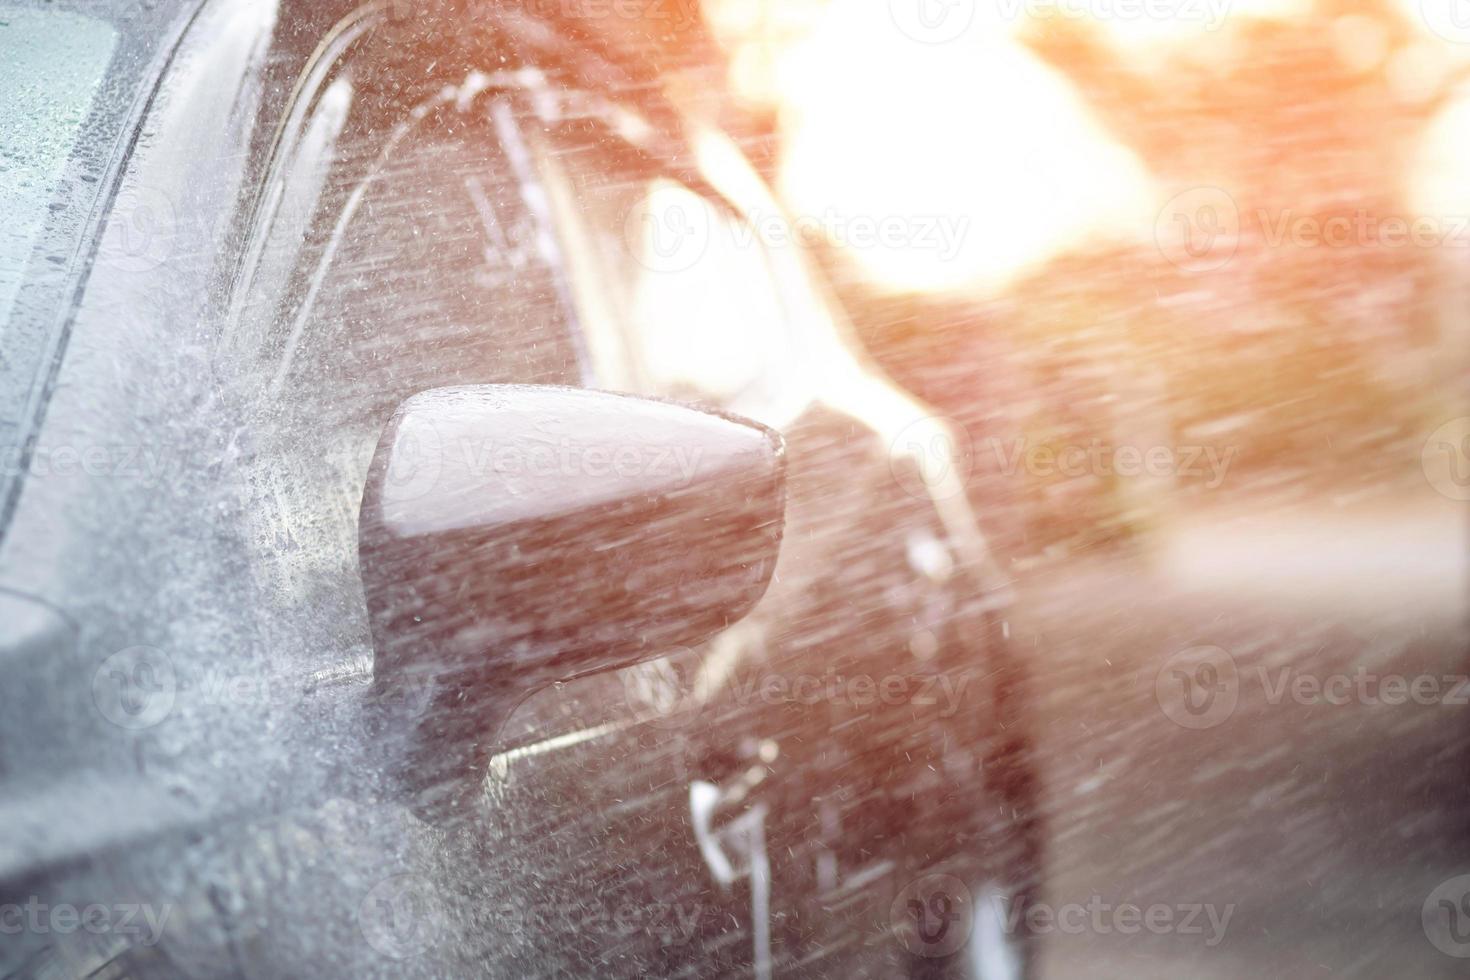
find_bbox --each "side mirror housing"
[358,385,785,817]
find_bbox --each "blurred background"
[641,0,1470,975]
[678,0,1470,563]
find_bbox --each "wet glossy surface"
[360,384,786,818]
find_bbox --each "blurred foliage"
[812,0,1467,561]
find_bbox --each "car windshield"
[621,179,796,415]
[0,5,117,335]
[531,115,810,427]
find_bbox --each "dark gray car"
[0,1,1041,976]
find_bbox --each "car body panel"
[0,2,1039,976]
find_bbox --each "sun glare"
[772,0,1157,295]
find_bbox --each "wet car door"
[224,10,1034,978]
[218,23,758,977]
[520,108,1040,978]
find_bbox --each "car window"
[619,181,794,409]
[0,7,116,335]
[0,0,185,537]
[531,121,808,426]
[230,55,586,672]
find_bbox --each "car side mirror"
[358,385,785,819]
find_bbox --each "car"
[0,1,1042,977]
